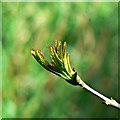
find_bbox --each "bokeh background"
[2,2,119,118]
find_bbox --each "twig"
[31,40,120,110]
[76,75,120,109]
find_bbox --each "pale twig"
[76,75,120,109]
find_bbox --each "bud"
[31,40,79,85]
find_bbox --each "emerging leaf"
[31,40,79,85]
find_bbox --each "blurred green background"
[2,2,119,118]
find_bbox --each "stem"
[76,75,120,110]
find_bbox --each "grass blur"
[2,2,118,118]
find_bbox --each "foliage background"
[2,2,119,118]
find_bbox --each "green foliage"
[2,2,118,118]
[31,40,78,85]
